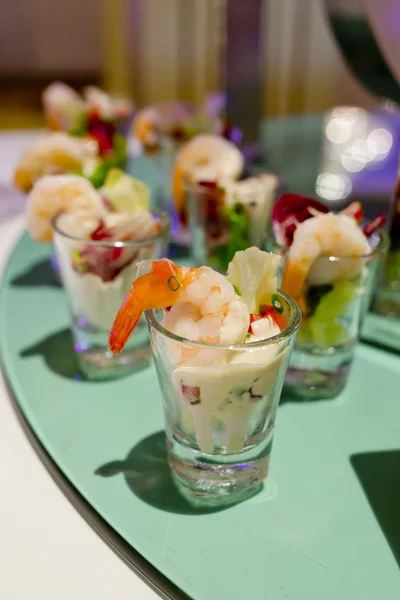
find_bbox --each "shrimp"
[133,101,195,149]
[83,86,133,120]
[108,260,249,354]
[14,132,98,192]
[172,134,244,218]
[26,174,106,242]
[282,212,371,309]
[42,82,86,131]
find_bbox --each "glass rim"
[51,210,171,247]
[268,221,389,261]
[145,289,301,350]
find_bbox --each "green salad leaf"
[226,246,281,313]
[100,167,150,214]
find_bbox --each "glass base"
[372,292,400,318]
[77,345,152,380]
[284,364,349,399]
[73,318,151,380]
[167,435,271,507]
[285,342,355,399]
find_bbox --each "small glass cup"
[266,226,389,399]
[372,190,400,318]
[52,212,170,380]
[146,292,301,506]
[184,178,277,272]
[371,248,400,318]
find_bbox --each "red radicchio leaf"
[78,244,137,282]
[363,214,386,237]
[87,111,116,154]
[197,181,227,240]
[272,193,329,246]
[91,220,113,241]
[74,219,136,281]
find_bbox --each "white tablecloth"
[0,133,157,600]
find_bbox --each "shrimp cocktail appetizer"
[14,84,133,194]
[133,93,240,155]
[26,169,170,379]
[268,193,388,398]
[172,133,279,270]
[373,170,400,318]
[108,248,300,505]
[42,81,134,141]
[133,94,242,213]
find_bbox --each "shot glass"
[150,139,178,213]
[372,191,400,318]
[52,212,170,380]
[184,178,277,272]
[146,292,301,506]
[371,248,400,318]
[266,227,389,399]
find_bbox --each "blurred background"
[2,0,397,130]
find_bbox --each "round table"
[0,131,158,600]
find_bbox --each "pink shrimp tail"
[108,259,198,354]
[108,289,142,354]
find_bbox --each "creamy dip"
[165,310,287,454]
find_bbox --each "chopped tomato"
[248,305,286,334]
[182,385,201,405]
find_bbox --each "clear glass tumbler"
[185,179,277,272]
[146,292,301,506]
[52,212,170,380]
[372,248,400,318]
[372,188,400,318]
[266,227,389,399]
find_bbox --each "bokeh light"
[316,172,352,200]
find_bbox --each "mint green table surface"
[1,232,399,600]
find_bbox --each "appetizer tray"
[1,232,400,600]
[362,312,400,354]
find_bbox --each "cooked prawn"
[83,86,133,120]
[282,212,371,309]
[14,132,98,192]
[172,133,244,218]
[133,101,195,149]
[42,82,86,131]
[108,259,249,354]
[26,174,106,242]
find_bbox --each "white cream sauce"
[171,345,288,454]
[167,311,285,455]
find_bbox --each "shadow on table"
[95,431,240,515]
[11,258,60,288]
[19,328,84,381]
[350,449,400,568]
[279,386,334,404]
[20,327,151,382]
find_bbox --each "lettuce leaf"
[100,168,150,213]
[226,247,281,313]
